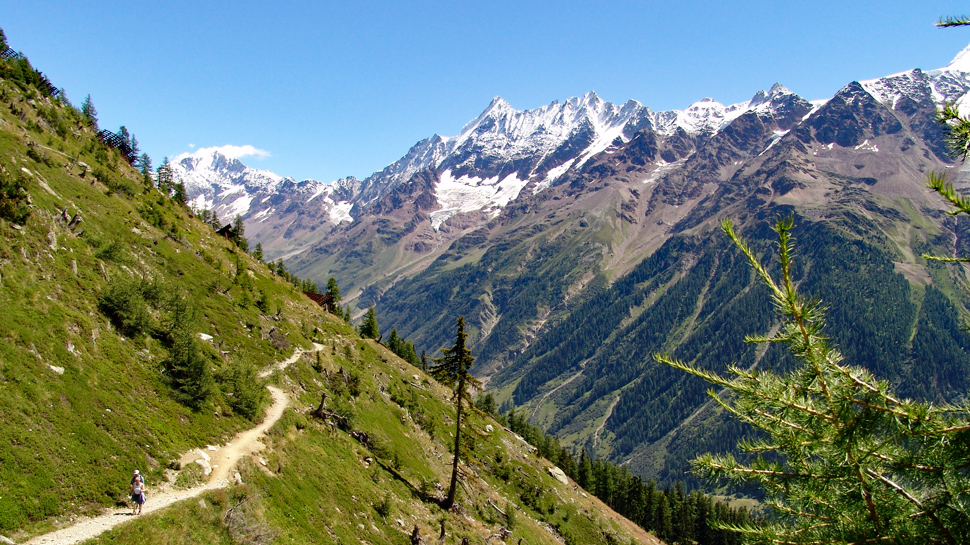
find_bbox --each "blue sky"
[2,1,970,182]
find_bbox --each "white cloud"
[174,144,271,162]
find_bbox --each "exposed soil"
[21,345,322,545]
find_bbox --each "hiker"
[130,470,146,515]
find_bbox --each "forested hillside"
[0,30,668,545]
[357,62,970,487]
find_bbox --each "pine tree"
[429,316,481,509]
[387,328,402,354]
[156,157,173,194]
[325,277,341,314]
[400,340,419,366]
[81,94,98,129]
[138,153,153,186]
[164,292,212,409]
[173,181,187,206]
[655,494,673,543]
[578,450,594,491]
[359,305,379,339]
[231,214,247,251]
[476,393,498,416]
[252,242,264,263]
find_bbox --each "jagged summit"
[182,41,970,260]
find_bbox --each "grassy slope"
[0,73,328,536]
[90,323,657,545]
[0,61,656,544]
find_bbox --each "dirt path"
[23,344,323,545]
[592,392,621,451]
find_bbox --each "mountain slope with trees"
[0,30,666,545]
[249,44,970,488]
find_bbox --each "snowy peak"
[859,43,970,113]
[944,43,970,74]
[173,147,353,227]
[657,84,809,135]
[173,148,284,195]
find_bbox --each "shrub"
[0,166,30,224]
[98,279,154,337]
[90,236,125,262]
[373,492,392,518]
[224,361,268,420]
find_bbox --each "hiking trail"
[22,343,323,545]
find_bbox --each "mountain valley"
[180,44,970,488]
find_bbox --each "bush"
[98,279,154,337]
[224,361,268,420]
[373,492,392,518]
[0,166,30,224]
[90,236,125,262]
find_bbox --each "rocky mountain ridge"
[179,76,851,258]
[184,43,970,487]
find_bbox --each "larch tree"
[325,277,341,314]
[654,17,970,544]
[429,316,481,509]
[359,305,379,339]
[657,218,970,544]
[80,94,98,129]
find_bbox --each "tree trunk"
[443,375,464,509]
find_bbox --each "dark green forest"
[396,204,970,490]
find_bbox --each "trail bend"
[24,343,324,545]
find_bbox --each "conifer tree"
[252,242,264,263]
[578,450,594,490]
[232,214,247,251]
[429,316,481,509]
[81,94,98,129]
[325,277,341,314]
[173,181,187,206]
[138,153,152,186]
[359,305,379,339]
[655,494,673,542]
[387,328,402,353]
[400,340,419,366]
[657,217,970,544]
[164,291,213,409]
[156,157,173,194]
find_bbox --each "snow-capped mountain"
[180,43,970,261]
[173,150,359,227]
[173,150,287,218]
[176,42,970,487]
[178,84,819,240]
